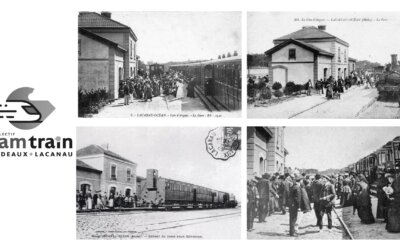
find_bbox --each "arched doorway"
[80,183,92,196]
[109,185,117,197]
[125,187,132,197]
[272,65,288,86]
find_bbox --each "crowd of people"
[76,190,140,211]
[247,169,400,237]
[247,71,376,101]
[120,70,196,105]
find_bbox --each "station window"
[111,164,117,180]
[127,168,131,181]
[288,49,296,60]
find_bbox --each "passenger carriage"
[169,56,241,111]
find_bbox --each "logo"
[1,87,55,130]
[205,127,240,160]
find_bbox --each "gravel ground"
[357,100,400,119]
[247,203,343,240]
[342,197,400,239]
[248,86,378,119]
[77,208,241,240]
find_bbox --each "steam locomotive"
[138,169,238,209]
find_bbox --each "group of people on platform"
[120,70,196,105]
[76,190,139,211]
[247,169,400,236]
[247,71,376,101]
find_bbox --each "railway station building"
[265,25,354,88]
[247,127,288,179]
[76,144,137,197]
[78,11,138,99]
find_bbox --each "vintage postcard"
[247,12,400,119]
[247,127,400,239]
[76,127,241,239]
[78,11,241,118]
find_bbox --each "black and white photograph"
[78,11,242,118]
[247,12,400,119]
[247,127,400,239]
[76,127,241,239]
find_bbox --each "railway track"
[77,209,241,238]
[333,206,354,240]
[137,211,240,233]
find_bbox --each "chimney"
[318,25,326,31]
[391,54,398,67]
[100,143,109,150]
[101,11,111,18]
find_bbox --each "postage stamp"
[205,127,240,160]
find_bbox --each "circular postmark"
[205,127,240,160]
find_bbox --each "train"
[137,169,238,209]
[168,56,242,111]
[346,136,400,194]
[148,63,165,77]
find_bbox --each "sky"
[285,127,400,171]
[77,127,241,200]
[111,12,241,63]
[248,12,400,65]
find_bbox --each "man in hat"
[311,173,323,227]
[247,180,257,231]
[277,175,286,214]
[288,175,302,236]
[319,175,336,231]
[282,173,293,215]
[123,81,130,105]
[257,173,270,222]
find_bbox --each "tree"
[227,52,232,57]
[222,54,226,58]
[233,50,238,56]
[218,55,221,59]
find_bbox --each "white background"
[1,0,400,247]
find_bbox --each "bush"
[274,89,284,98]
[260,86,272,100]
[292,84,302,94]
[272,82,282,90]
[78,88,109,117]
[284,81,295,95]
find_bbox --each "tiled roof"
[78,12,138,41]
[77,144,136,165]
[78,12,129,28]
[265,39,334,57]
[76,159,102,173]
[274,26,348,46]
[79,28,126,52]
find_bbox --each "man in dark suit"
[257,174,270,222]
[288,175,301,236]
[319,175,336,230]
[311,174,323,227]
[277,175,286,214]
[282,173,292,215]
[247,180,257,231]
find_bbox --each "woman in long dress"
[86,191,93,210]
[386,174,400,232]
[176,80,184,99]
[356,175,375,224]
